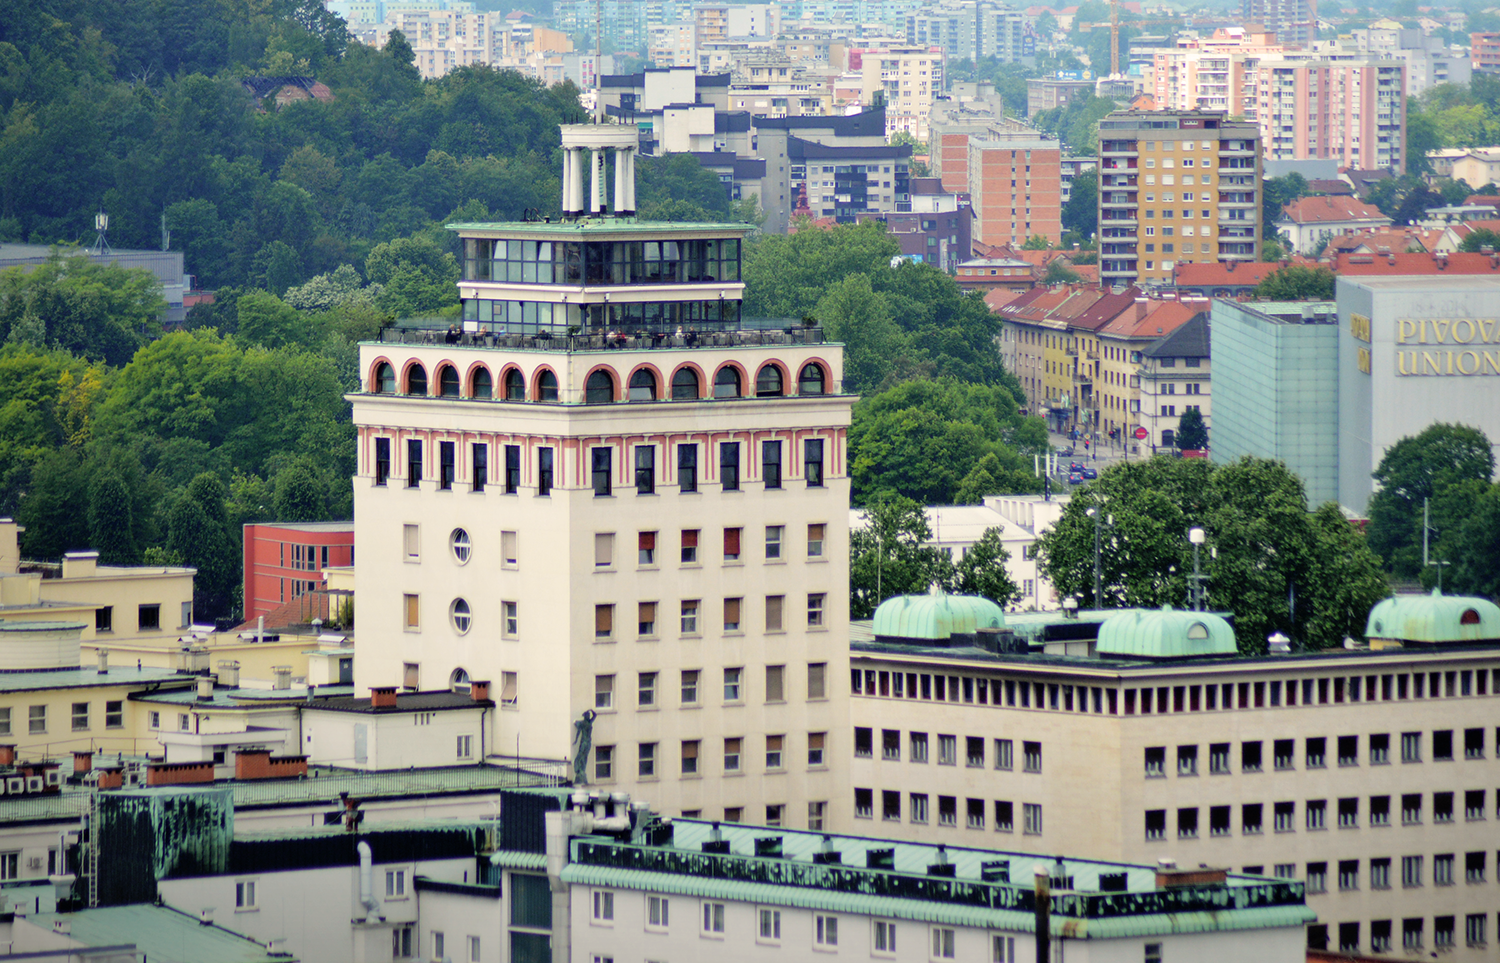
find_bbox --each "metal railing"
[380,325,826,353]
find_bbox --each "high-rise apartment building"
[906,1,1029,63]
[1256,59,1406,173]
[352,125,854,828]
[967,131,1062,249]
[852,45,944,139]
[1098,110,1261,289]
[1241,0,1316,47]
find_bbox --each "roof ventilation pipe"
[357,841,380,919]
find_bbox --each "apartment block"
[1472,32,1500,74]
[1136,310,1210,451]
[1098,110,1260,289]
[850,592,1500,960]
[242,522,354,624]
[1150,28,1283,119]
[906,0,1029,63]
[852,45,943,139]
[1256,59,1406,174]
[967,132,1061,250]
[351,126,853,827]
[1242,0,1316,47]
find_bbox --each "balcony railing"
[380,323,826,353]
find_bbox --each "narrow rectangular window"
[807,593,825,626]
[677,443,697,492]
[765,596,784,630]
[804,438,824,487]
[720,442,740,491]
[403,594,419,630]
[594,533,614,567]
[808,662,826,699]
[591,447,612,496]
[439,441,455,490]
[635,445,655,494]
[594,604,614,639]
[723,597,741,631]
[503,444,520,493]
[502,530,518,567]
[681,529,699,563]
[638,531,656,565]
[406,439,423,488]
[537,446,553,495]
[680,600,699,634]
[765,665,785,702]
[637,602,657,636]
[375,437,391,486]
[471,443,487,491]
[404,524,420,560]
[723,527,741,561]
[807,523,825,557]
[762,440,782,489]
[765,525,783,559]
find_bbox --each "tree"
[366,235,460,317]
[272,458,328,521]
[849,496,953,618]
[1458,228,1500,252]
[1253,264,1336,301]
[1061,168,1097,240]
[815,274,906,395]
[168,471,239,619]
[951,528,1020,607]
[1259,238,1287,262]
[236,290,305,349]
[1044,259,1082,284]
[1176,408,1208,451]
[1261,173,1310,240]
[1366,423,1495,577]
[1022,235,1051,250]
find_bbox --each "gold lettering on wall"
[1351,313,1372,343]
[1357,347,1371,374]
[1395,349,1500,376]
[1395,317,1500,345]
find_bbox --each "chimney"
[96,649,108,675]
[196,676,214,701]
[72,751,93,775]
[53,920,70,935]
[199,908,214,926]
[272,666,292,690]
[61,550,99,579]
[371,686,398,708]
[0,745,16,766]
[471,680,491,702]
[216,660,240,688]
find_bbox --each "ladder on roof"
[86,788,99,908]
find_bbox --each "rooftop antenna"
[91,212,111,257]
[594,0,603,123]
[160,209,171,252]
[1422,497,1449,591]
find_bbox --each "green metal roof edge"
[446,220,754,234]
[492,850,548,870]
[557,865,1312,937]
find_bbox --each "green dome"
[1365,590,1500,644]
[1096,607,1238,659]
[872,590,1005,642]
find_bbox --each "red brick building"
[242,522,354,624]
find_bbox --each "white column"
[622,148,636,214]
[569,149,586,214]
[562,149,576,214]
[613,148,629,215]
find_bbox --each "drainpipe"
[357,841,380,920]
[1034,863,1050,963]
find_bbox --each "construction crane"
[1074,9,1206,78]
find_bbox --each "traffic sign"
[1134,426,1149,440]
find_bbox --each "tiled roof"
[1335,251,1500,274]
[1279,194,1391,225]
[1171,260,1291,287]
[306,690,492,713]
[1100,299,1202,340]
[1145,311,1210,358]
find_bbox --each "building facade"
[242,522,355,624]
[1137,311,1211,451]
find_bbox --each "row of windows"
[595,664,828,712]
[1144,792,1499,839]
[595,524,827,568]
[586,892,1018,962]
[590,593,827,640]
[93,603,174,633]
[849,666,1500,716]
[0,702,125,736]
[374,438,828,494]
[853,731,1041,772]
[461,236,742,286]
[1275,852,1499,894]
[595,728,828,783]
[852,788,1044,835]
[1145,729,1496,777]
[1309,914,1491,955]
[369,359,829,403]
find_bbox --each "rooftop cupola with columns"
[561,124,640,219]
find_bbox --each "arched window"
[629,369,658,401]
[1162,429,1176,447]
[672,368,700,400]
[1187,622,1209,640]
[713,366,742,399]
[755,364,784,397]
[470,368,493,399]
[374,362,395,393]
[504,368,525,401]
[438,365,460,397]
[585,369,615,404]
[536,369,559,402]
[450,666,471,691]
[1462,608,1482,625]
[449,601,471,636]
[798,362,826,395]
[405,363,428,396]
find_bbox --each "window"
[586,370,614,403]
[758,907,781,941]
[456,734,473,759]
[1274,739,1294,770]
[1404,918,1424,950]
[594,604,614,640]
[805,439,824,487]
[1401,731,1421,762]
[1177,745,1197,776]
[638,742,656,778]
[855,788,874,819]
[807,523,825,557]
[714,367,741,399]
[681,600,699,634]
[679,669,700,705]
[1273,801,1295,832]
[628,368,657,402]
[808,732,826,767]
[909,731,929,763]
[235,879,256,910]
[1370,794,1390,826]
[449,528,472,564]
[503,601,518,637]
[681,529,699,564]
[1465,727,1484,759]
[105,701,122,729]
[723,667,742,702]
[808,801,826,829]
[1305,862,1327,893]
[874,920,897,955]
[1178,807,1198,838]
[1145,747,1165,777]
[1209,743,1229,774]
[1370,732,1389,763]
[756,365,783,397]
[537,447,553,495]
[994,739,1013,770]
[808,662,826,699]
[1402,793,1422,824]
[1435,916,1455,951]
[594,746,613,780]
[71,702,89,732]
[938,734,957,765]
[1145,810,1166,840]
[592,890,615,922]
[1306,799,1326,830]
[1241,740,1262,772]
[807,593,825,627]
[723,528,741,562]
[1338,797,1358,828]
[854,727,874,758]
[375,437,391,486]
[992,934,1015,963]
[635,445,655,494]
[1435,791,1454,822]
[721,596,743,632]
[648,896,670,929]
[764,733,784,769]
[637,602,657,636]
[95,606,112,632]
[1435,853,1455,886]
[393,926,414,959]
[815,915,838,947]
[1339,860,1359,891]
[931,926,956,959]
[1023,803,1042,835]
[449,598,471,634]
[591,447,612,496]
[1467,789,1486,820]
[764,525,783,560]
[762,441,782,489]
[678,444,697,492]
[1370,858,1390,889]
[439,441,455,490]
[638,672,657,708]
[1371,920,1392,953]
[765,595,783,632]
[501,671,518,706]
[386,868,407,897]
[1402,855,1423,887]
[963,736,984,768]
[138,604,161,631]
[720,442,740,491]
[594,674,614,710]
[1468,913,1488,947]
[1023,741,1041,772]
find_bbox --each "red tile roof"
[1280,195,1390,225]
[1335,251,1500,274]
[1100,299,1203,340]
[1171,260,1305,288]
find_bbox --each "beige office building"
[849,591,1500,958]
[351,125,853,829]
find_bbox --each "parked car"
[1068,471,1085,485]
[1069,462,1086,472]
[1082,467,1098,479]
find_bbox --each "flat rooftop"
[447,219,754,237]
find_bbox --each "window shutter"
[638,602,656,624]
[724,528,741,555]
[682,529,698,548]
[724,598,741,625]
[595,605,613,634]
[639,531,656,551]
[594,534,613,566]
[765,595,784,631]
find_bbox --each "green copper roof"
[872,591,1004,641]
[29,905,289,962]
[1365,590,1500,643]
[1096,607,1238,658]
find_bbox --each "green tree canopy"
[1366,423,1496,578]
[849,496,954,619]
[1176,408,1208,451]
[1253,265,1336,301]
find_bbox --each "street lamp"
[1188,526,1206,611]
[1086,507,1111,608]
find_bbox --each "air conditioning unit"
[44,770,62,788]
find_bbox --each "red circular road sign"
[1134,426,1149,440]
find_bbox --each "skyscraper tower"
[351,125,853,828]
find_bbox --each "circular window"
[450,529,472,564]
[450,598,472,635]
